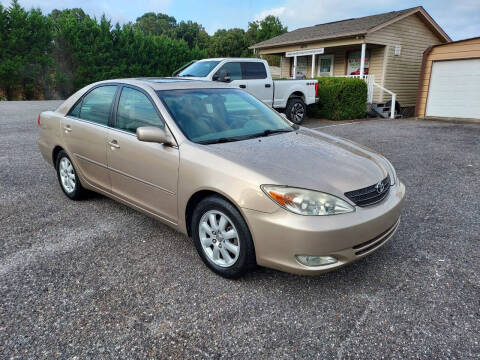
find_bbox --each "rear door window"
[116,87,164,133]
[242,62,267,79]
[78,86,117,125]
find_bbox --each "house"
[416,37,480,119]
[250,7,451,117]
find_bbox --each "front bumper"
[242,182,405,275]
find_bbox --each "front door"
[61,85,118,191]
[106,86,179,224]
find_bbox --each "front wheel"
[286,97,306,124]
[191,196,256,278]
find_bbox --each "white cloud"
[254,7,285,21]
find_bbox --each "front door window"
[317,55,334,76]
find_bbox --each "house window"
[317,55,334,77]
[347,50,370,75]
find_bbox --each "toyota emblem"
[375,181,385,194]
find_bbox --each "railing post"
[391,94,396,119]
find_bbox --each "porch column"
[359,43,366,76]
[293,55,297,79]
[311,54,315,78]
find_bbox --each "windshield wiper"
[245,128,294,139]
[198,137,242,144]
[178,74,196,77]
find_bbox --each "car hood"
[202,128,389,197]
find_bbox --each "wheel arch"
[288,91,306,103]
[185,189,244,238]
[52,145,64,169]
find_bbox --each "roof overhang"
[250,7,451,51]
[249,32,365,50]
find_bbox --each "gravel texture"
[0,101,479,359]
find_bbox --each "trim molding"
[74,153,176,196]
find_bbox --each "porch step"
[371,102,402,119]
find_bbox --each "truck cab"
[175,58,318,124]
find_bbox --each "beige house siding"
[280,56,291,78]
[366,13,444,106]
[416,37,480,117]
[368,47,385,102]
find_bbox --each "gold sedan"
[38,79,405,278]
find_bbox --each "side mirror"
[218,70,231,82]
[136,126,175,146]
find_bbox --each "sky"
[1,0,479,40]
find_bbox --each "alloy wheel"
[198,210,240,267]
[59,157,76,194]
[291,102,305,123]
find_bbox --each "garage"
[416,37,480,119]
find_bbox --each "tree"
[208,28,249,57]
[247,15,287,45]
[175,20,209,49]
[246,15,287,64]
[0,0,54,99]
[134,12,176,37]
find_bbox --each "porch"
[262,43,398,118]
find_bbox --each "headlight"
[261,185,355,216]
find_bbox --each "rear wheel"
[191,196,256,278]
[56,150,85,200]
[286,97,306,124]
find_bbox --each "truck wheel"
[286,98,306,124]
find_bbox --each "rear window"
[242,62,267,79]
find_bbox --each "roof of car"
[98,78,233,91]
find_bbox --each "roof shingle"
[251,7,418,49]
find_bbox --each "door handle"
[239,84,246,89]
[63,125,72,133]
[108,140,120,149]
[265,84,271,88]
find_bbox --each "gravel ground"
[0,100,479,359]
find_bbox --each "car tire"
[286,97,306,124]
[56,150,85,200]
[191,195,256,278]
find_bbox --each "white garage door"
[426,59,480,119]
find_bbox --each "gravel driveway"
[1,101,479,359]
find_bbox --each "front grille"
[345,175,391,207]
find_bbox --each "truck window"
[214,62,242,81]
[242,62,267,79]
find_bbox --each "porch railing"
[343,74,397,119]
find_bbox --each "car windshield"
[157,89,296,144]
[177,61,220,77]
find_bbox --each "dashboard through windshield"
[157,88,295,144]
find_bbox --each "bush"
[308,77,367,120]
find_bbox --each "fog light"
[295,255,337,267]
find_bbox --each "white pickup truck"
[175,58,318,124]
